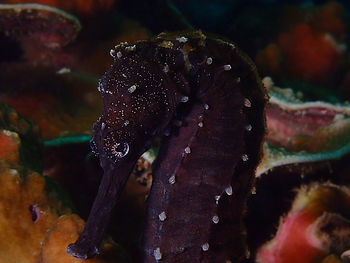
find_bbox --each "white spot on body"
[169,175,176,184]
[159,212,167,221]
[225,186,233,196]
[242,154,249,162]
[201,243,209,251]
[56,67,71,74]
[110,49,115,57]
[101,122,106,130]
[245,124,252,131]
[184,147,191,154]
[128,85,137,93]
[154,248,162,261]
[224,64,232,71]
[204,104,209,110]
[124,120,129,126]
[198,122,203,127]
[215,195,221,205]
[116,51,122,59]
[163,64,169,73]
[212,215,219,224]
[180,96,189,103]
[206,57,213,65]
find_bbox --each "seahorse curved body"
[67,31,266,263]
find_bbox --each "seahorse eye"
[111,142,129,158]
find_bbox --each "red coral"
[257,183,350,263]
[278,24,345,83]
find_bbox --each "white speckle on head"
[154,248,162,261]
[176,36,188,43]
[224,64,232,71]
[201,243,209,251]
[206,57,213,65]
[225,186,233,196]
[159,212,167,221]
[184,147,191,154]
[198,122,203,127]
[245,124,252,131]
[242,154,249,162]
[125,45,136,51]
[180,96,189,103]
[109,49,115,57]
[212,215,219,224]
[204,104,209,110]
[128,85,137,93]
[116,51,122,59]
[163,64,169,73]
[169,175,176,184]
[244,98,251,108]
[124,120,129,126]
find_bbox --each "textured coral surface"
[257,183,350,263]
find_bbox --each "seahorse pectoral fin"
[67,159,136,259]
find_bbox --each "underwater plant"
[66,30,266,262]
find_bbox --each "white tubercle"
[159,212,167,221]
[154,248,162,261]
[201,243,209,251]
[225,186,233,196]
[224,64,232,71]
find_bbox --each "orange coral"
[0,130,20,163]
[2,0,116,16]
[278,23,345,83]
[0,108,123,262]
[0,167,121,263]
[41,215,121,263]
[4,94,99,140]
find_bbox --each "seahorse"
[67,30,266,263]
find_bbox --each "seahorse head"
[91,42,179,169]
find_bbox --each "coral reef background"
[2,0,350,262]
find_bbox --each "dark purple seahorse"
[67,30,266,262]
